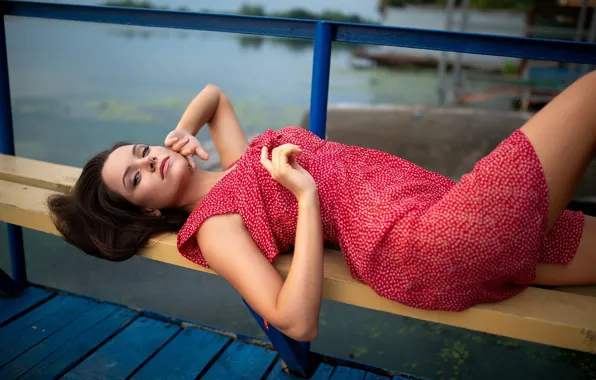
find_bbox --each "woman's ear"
[142,208,162,217]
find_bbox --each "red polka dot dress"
[177,126,584,311]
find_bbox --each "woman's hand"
[165,129,209,169]
[260,144,317,200]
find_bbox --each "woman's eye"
[133,172,140,186]
[142,146,149,157]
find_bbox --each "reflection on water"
[2,6,595,380]
[107,26,362,53]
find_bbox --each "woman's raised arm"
[167,84,248,170]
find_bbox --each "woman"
[49,73,596,342]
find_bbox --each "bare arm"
[175,84,248,170]
[198,192,324,341]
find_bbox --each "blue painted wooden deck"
[0,286,419,379]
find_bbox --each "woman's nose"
[143,156,157,172]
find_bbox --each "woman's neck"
[179,168,232,213]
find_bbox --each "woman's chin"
[168,162,193,189]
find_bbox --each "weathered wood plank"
[0,287,411,379]
[0,180,60,234]
[0,303,120,379]
[19,308,138,380]
[202,340,277,379]
[266,359,335,379]
[331,366,367,380]
[0,295,96,367]
[364,372,391,379]
[0,153,80,193]
[0,287,54,326]
[131,327,230,380]
[311,362,337,379]
[61,316,179,379]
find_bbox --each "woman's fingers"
[260,143,314,198]
[275,144,301,168]
[272,146,282,176]
[171,137,189,152]
[195,145,209,161]
[260,146,273,174]
[273,144,302,175]
[278,144,302,156]
[164,136,178,147]
[261,144,302,178]
[186,154,196,169]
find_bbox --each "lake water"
[1,1,595,379]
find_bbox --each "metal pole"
[0,15,27,289]
[581,5,596,76]
[438,0,456,105]
[453,0,470,103]
[309,22,332,139]
[243,300,311,376]
[568,0,589,85]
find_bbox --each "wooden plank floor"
[0,286,419,379]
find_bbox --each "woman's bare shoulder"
[196,213,245,248]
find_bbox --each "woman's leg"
[520,70,596,231]
[535,215,596,286]
[519,70,596,286]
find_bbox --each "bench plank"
[0,154,80,193]
[2,158,596,353]
[0,180,61,234]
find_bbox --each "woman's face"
[101,144,192,210]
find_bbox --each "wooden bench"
[2,153,596,356]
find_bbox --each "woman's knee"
[569,70,596,98]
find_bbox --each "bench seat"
[1,153,596,353]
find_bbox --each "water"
[2,1,595,379]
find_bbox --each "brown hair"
[47,142,189,262]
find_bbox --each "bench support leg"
[7,224,27,289]
[243,300,311,377]
[0,15,27,292]
[0,268,21,297]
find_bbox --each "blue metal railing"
[0,7,26,290]
[1,0,595,375]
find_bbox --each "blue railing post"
[309,21,333,139]
[0,13,27,291]
[243,300,311,377]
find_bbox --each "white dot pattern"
[177,127,584,311]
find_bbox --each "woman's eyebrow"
[122,144,140,188]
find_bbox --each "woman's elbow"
[284,323,318,342]
[300,326,319,342]
[204,83,222,95]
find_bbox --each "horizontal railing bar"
[336,24,596,65]
[4,2,318,39]
[3,1,596,64]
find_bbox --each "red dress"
[177,126,584,311]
